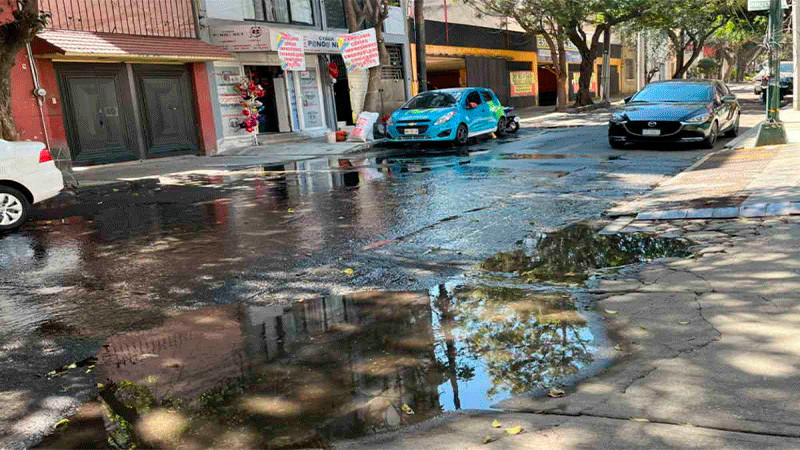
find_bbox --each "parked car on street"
[0,141,63,231]
[758,61,793,102]
[753,66,767,95]
[386,88,506,145]
[608,80,740,149]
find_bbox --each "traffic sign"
[748,0,788,11]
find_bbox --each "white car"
[0,140,64,231]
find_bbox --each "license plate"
[642,129,661,136]
[404,128,419,135]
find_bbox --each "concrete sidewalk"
[607,143,800,220]
[70,137,383,188]
[727,106,800,150]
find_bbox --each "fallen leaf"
[678,321,690,325]
[547,388,566,398]
[604,309,618,315]
[630,418,650,422]
[401,404,414,415]
[53,418,70,430]
[614,344,623,352]
[491,419,502,428]
[343,268,355,276]
[482,435,494,444]
[505,426,523,435]
[287,208,295,213]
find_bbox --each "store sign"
[538,48,581,63]
[338,28,380,72]
[210,25,271,52]
[510,71,536,97]
[275,32,306,71]
[747,0,787,10]
[304,31,340,53]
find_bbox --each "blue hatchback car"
[386,88,506,145]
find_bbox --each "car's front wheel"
[702,121,719,149]
[454,123,469,146]
[0,186,30,232]
[496,117,507,135]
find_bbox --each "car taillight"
[39,148,53,163]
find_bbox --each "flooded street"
[0,126,714,447]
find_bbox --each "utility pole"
[755,0,787,146]
[636,31,645,90]
[793,0,800,110]
[414,0,427,93]
[602,25,611,101]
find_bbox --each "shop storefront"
[210,25,347,149]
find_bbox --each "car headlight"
[683,113,710,124]
[434,111,456,126]
[610,112,626,123]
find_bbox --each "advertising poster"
[275,32,306,71]
[338,28,380,72]
[510,71,536,97]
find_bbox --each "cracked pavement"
[341,216,800,448]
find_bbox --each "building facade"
[411,0,636,107]
[200,0,413,152]
[7,0,232,166]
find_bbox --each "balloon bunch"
[235,78,266,133]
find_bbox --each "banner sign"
[338,28,380,72]
[510,71,536,97]
[275,32,306,71]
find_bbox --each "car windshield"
[781,63,793,72]
[630,83,713,103]
[402,92,459,109]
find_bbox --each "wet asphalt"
[0,124,727,447]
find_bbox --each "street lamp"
[755,0,788,146]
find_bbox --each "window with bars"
[381,45,404,80]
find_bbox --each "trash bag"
[350,112,380,142]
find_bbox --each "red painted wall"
[190,62,218,156]
[10,51,68,150]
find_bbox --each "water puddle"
[48,285,603,448]
[482,223,693,283]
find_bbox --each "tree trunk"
[566,25,603,107]
[414,0,426,93]
[556,36,568,110]
[0,55,19,141]
[0,0,45,141]
[363,20,388,113]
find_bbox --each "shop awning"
[33,29,235,62]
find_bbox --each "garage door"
[466,56,509,104]
[133,65,198,159]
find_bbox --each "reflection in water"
[89,287,596,447]
[483,222,693,282]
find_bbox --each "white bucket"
[326,131,337,144]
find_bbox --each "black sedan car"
[608,80,740,149]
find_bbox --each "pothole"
[482,222,693,283]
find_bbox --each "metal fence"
[40,0,198,38]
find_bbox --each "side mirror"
[624,96,632,104]
[722,95,736,103]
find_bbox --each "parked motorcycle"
[503,107,520,133]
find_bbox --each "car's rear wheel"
[0,186,29,232]
[496,117,507,135]
[724,114,740,138]
[454,123,469,146]
[702,121,719,149]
